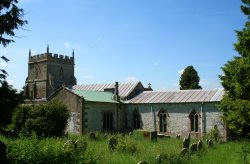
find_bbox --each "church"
[24,48,226,139]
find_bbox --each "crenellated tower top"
[28,46,74,65]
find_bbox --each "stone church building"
[24,48,226,139]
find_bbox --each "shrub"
[11,100,70,137]
[204,125,220,143]
[5,136,95,164]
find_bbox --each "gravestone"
[197,140,203,150]
[180,148,188,156]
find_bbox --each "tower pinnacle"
[29,49,31,57]
[47,44,49,53]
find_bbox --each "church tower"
[24,46,76,100]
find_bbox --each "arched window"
[189,110,199,132]
[158,109,168,133]
[133,109,140,129]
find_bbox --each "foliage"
[179,65,202,90]
[0,133,190,164]
[0,81,23,128]
[0,0,28,47]
[219,96,250,137]
[0,134,96,164]
[219,0,250,137]
[0,0,28,83]
[11,100,70,137]
[1,132,250,163]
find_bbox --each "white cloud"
[124,76,139,83]
[64,42,70,48]
[0,62,8,68]
[178,69,184,75]
[83,75,94,80]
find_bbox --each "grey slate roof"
[127,89,224,104]
[73,81,141,98]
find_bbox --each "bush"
[11,100,70,137]
[5,135,96,164]
[204,125,220,143]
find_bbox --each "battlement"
[29,53,74,64]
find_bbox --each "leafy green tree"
[0,81,23,128]
[12,100,70,137]
[219,0,250,137]
[179,65,202,90]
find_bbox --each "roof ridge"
[74,81,141,87]
[123,81,140,96]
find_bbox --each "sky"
[0,0,247,91]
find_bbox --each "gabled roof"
[68,89,118,103]
[127,89,224,104]
[73,81,143,99]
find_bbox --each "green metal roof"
[69,89,118,103]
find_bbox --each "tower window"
[60,67,63,76]
[35,67,39,77]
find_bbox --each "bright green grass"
[191,141,250,164]
[1,133,250,164]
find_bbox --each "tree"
[179,65,202,90]
[219,0,250,137]
[0,0,28,82]
[0,0,27,47]
[0,81,23,128]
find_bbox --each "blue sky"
[0,0,246,91]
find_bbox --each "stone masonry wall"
[52,88,83,134]
[83,102,119,132]
[125,102,226,138]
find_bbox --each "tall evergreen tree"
[179,65,202,90]
[0,0,27,129]
[219,0,250,137]
[0,0,27,83]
